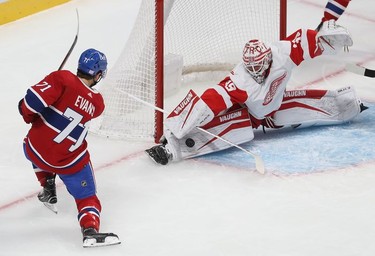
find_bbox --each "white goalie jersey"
[161,25,364,162]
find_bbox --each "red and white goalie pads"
[164,107,254,162]
[271,86,362,128]
[164,89,215,139]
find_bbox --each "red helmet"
[242,39,272,84]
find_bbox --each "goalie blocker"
[147,86,366,165]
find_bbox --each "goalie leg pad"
[273,86,362,128]
[164,107,254,161]
[164,89,215,139]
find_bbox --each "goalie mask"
[242,39,272,84]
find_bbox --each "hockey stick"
[58,9,80,70]
[345,63,375,78]
[115,88,265,174]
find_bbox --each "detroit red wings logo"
[263,72,287,105]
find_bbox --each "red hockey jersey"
[20,70,105,174]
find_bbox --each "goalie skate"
[82,228,121,248]
[145,144,172,165]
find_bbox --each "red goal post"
[90,0,287,142]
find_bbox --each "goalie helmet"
[78,48,108,78]
[242,39,272,84]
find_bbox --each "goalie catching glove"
[317,19,353,53]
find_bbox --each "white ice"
[1,0,375,255]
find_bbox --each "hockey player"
[317,0,351,31]
[145,20,367,166]
[18,48,120,247]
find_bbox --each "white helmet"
[242,39,272,84]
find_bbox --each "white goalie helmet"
[242,39,272,84]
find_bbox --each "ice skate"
[82,227,121,248]
[145,144,172,165]
[38,176,57,214]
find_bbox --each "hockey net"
[90,0,287,142]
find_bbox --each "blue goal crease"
[198,102,375,175]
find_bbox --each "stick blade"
[345,63,365,76]
[254,154,265,174]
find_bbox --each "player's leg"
[323,0,351,22]
[34,168,57,205]
[267,86,366,129]
[58,162,120,247]
[163,89,215,139]
[146,106,254,165]
[58,162,101,232]
[317,0,351,30]
[23,142,57,210]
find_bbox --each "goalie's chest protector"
[230,42,295,119]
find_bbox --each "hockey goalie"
[146,20,368,166]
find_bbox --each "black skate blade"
[145,149,159,164]
[83,233,121,248]
[43,202,58,214]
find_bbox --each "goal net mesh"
[90,0,284,141]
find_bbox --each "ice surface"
[1,0,375,255]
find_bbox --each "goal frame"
[154,0,287,142]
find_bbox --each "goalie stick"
[115,88,265,174]
[58,9,80,70]
[345,63,375,78]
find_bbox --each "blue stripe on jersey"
[25,89,46,113]
[41,107,84,141]
[326,2,345,15]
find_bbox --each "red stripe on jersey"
[200,88,228,116]
[286,29,304,65]
[306,29,322,58]
[286,29,321,66]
